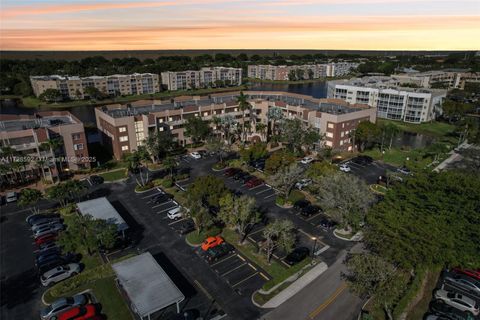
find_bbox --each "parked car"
[250,159,266,171]
[245,177,263,188]
[27,214,58,226]
[6,191,17,203]
[34,224,65,238]
[40,293,88,319]
[284,247,310,265]
[37,253,76,272]
[41,263,81,286]
[178,220,196,235]
[39,241,59,252]
[205,243,235,262]
[32,219,63,232]
[233,171,248,181]
[295,179,312,190]
[224,167,241,177]
[301,205,320,217]
[35,233,58,246]
[300,157,314,165]
[444,274,480,296]
[294,200,311,211]
[57,304,97,320]
[453,268,480,281]
[89,175,104,186]
[429,300,475,320]
[201,236,224,251]
[167,207,183,220]
[339,163,351,172]
[240,174,254,184]
[434,289,479,316]
[152,193,173,204]
[36,248,62,263]
[190,152,201,159]
[318,217,337,230]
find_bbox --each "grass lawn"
[222,228,313,291]
[186,226,223,245]
[81,253,103,270]
[406,269,442,320]
[362,147,449,170]
[98,168,128,181]
[378,119,456,137]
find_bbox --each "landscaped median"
[98,168,128,182]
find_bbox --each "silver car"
[33,224,64,238]
[32,219,62,232]
[41,263,81,287]
[445,275,480,296]
[40,293,88,319]
[434,288,480,316]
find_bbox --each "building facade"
[327,77,447,123]
[393,70,480,89]
[247,62,359,81]
[95,91,376,159]
[161,67,242,91]
[0,111,90,184]
[30,73,160,99]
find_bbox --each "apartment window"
[168,117,173,121]
[170,125,174,130]
[159,118,164,123]
[119,127,127,133]
[204,112,208,116]
[341,132,345,138]
[159,127,164,132]
[121,145,129,151]
[74,143,84,150]
[234,108,238,112]
[327,123,334,129]
[342,123,345,128]
[325,141,333,147]
[326,132,334,138]
[72,133,81,141]
[340,140,344,146]
[119,136,129,142]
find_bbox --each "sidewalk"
[262,261,328,308]
[433,141,470,172]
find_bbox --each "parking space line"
[152,200,174,209]
[264,193,277,199]
[210,254,237,267]
[221,262,247,277]
[231,272,259,288]
[249,184,265,190]
[306,214,321,221]
[255,188,272,195]
[168,217,187,226]
[259,272,270,280]
[249,228,264,235]
[248,263,257,271]
[141,192,162,199]
[157,205,178,214]
[237,254,246,262]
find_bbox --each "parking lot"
[341,158,398,185]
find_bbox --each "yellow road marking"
[308,283,348,319]
[194,279,213,300]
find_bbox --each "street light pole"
[311,237,317,258]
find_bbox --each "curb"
[185,235,202,248]
[212,166,227,172]
[134,186,156,194]
[333,229,363,242]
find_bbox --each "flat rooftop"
[329,77,446,94]
[101,91,364,118]
[77,197,128,232]
[0,115,75,132]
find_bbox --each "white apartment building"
[393,70,479,89]
[327,77,447,123]
[161,67,242,91]
[247,62,358,81]
[30,73,160,99]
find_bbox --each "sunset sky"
[1,0,479,51]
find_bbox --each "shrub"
[162,178,173,188]
[175,173,189,181]
[276,196,286,206]
[212,162,227,170]
[135,182,153,192]
[288,190,305,204]
[153,179,163,187]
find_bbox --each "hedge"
[288,190,305,204]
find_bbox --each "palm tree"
[35,158,48,181]
[255,123,267,141]
[163,156,176,179]
[236,91,252,143]
[266,107,284,142]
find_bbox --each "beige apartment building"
[393,70,480,89]
[161,67,242,91]
[0,111,90,184]
[95,91,376,159]
[247,62,359,81]
[30,73,160,100]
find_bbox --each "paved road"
[261,246,364,320]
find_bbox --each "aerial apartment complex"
[393,70,480,89]
[95,91,375,159]
[0,111,90,184]
[161,67,242,91]
[327,77,447,123]
[30,73,160,100]
[247,62,359,81]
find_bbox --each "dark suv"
[205,243,235,262]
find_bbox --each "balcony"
[12,142,38,151]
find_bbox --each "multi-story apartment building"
[161,67,242,91]
[0,111,90,184]
[247,62,358,81]
[393,70,479,89]
[327,77,447,123]
[95,91,375,159]
[30,73,160,100]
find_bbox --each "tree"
[236,91,252,142]
[269,163,304,199]
[239,142,268,163]
[205,136,227,164]
[145,130,174,162]
[190,206,214,235]
[288,70,297,81]
[18,188,43,214]
[365,171,480,269]
[46,180,86,207]
[351,121,381,152]
[266,107,284,142]
[186,175,228,208]
[39,88,62,102]
[255,122,268,141]
[262,219,295,263]
[316,172,374,229]
[442,99,473,123]
[84,86,104,100]
[265,150,295,174]
[306,161,336,182]
[184,117,211,145]
[219,194,261,243]
[307,69,314,80]
[280,118,320,154]
[295,69,305,80]
[163,156,176,179]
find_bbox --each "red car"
[201,236,224,251]
[453,268,480,281]
[35,233,57,245]
[58,304,97,320]
[246,177,263,188]
[224,167,240,177]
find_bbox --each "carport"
[112,252,185,319]
[76,197,129,236]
